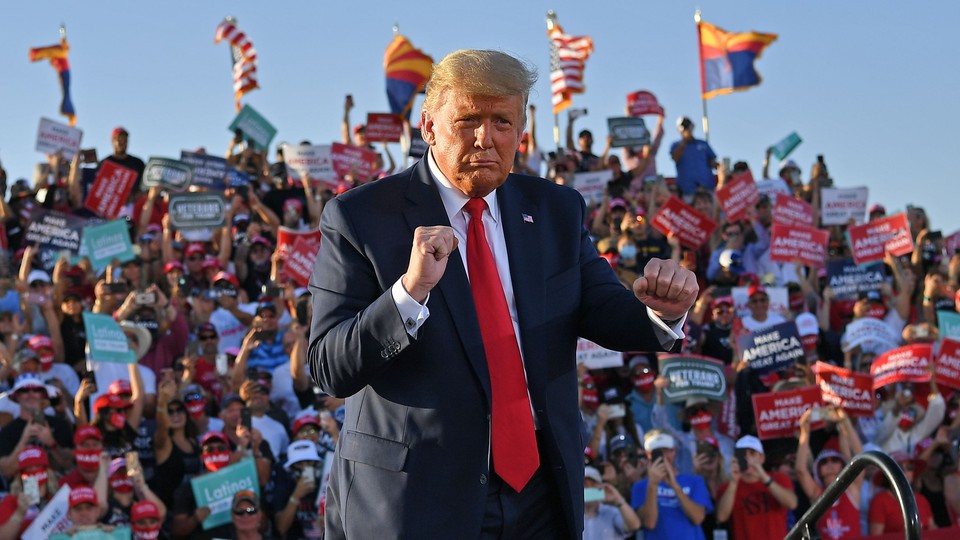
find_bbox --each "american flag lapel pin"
[522,213,534,224]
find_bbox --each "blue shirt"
[631,473,712,540]
[670,138,717,195]
[247,329,289,370]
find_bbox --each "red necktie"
[464,197,539,492]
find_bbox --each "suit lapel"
[402,161,492,403]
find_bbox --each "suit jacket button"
[479,474,487,485]
[380,349,389,359]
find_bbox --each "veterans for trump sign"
[813,362,874,417]
[737,321,805,375]
[606,117,650,147]
[143,157,192,192]
[769,224,829,267]
[716,173,759,223]
[657,354,727,403]
[847,213,914,265]
[650,196,717,249]
[168,193,227,229]
[870,344,933,389]
[752,386,824,440]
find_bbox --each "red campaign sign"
[331,143,378,181]
[813,362,874,417]
[650,196,717,249]
[870,344,933,389]
[769,224,829,267]
[84,161,138,219]
[935,339,960,391]
[772,193,814,227]
[283,236,321,287]
[365,113,404,143]
[626,90,664,117]
[717,385,740,440]
[715,172,759,223]
[751,386,824,440]
[847,213,914,265]
[277,226,321,259]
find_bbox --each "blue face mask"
[619,245,638,260]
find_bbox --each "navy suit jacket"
[308,159,673,538]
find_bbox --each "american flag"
[215,18,259,112]
[548,21,594,115]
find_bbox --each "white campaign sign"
[36,118,83,159]
[22,484,72,539]
[576,338,623,369]
[283,144,336,186]
[572,170,613,206]
[821,187,869,225]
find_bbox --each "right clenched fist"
[402,226,458,303]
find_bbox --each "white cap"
[795,313,819,337]
[27,269,51,285]
[284,440,321,469]
[584,466,602,483]
[644,431,675,452]
[735,435,765,454]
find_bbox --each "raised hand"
[633,258,699,321]
[401,226,458,303]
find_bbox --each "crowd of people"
[0,87,956,539]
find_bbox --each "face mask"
[133,525,161,540]
[632,372,655,391]
[202,450,232,472]
[866,304,887,320]
[689,411,713,430]
[898,412,916,431]
[110,412,127,430]
[110,475,134,493]
[75,448,102,472]
[185,399,206,419]
[581,388,599,410]
[619,245,637,260]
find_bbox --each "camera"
[134,291,156,305]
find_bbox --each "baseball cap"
[868,204,886,216]
[111,126,128,138]
[185,243,206,258]
[221,393,244,409]
[232,489,259,510]
[69,486,98,508]
[644,430,675,452]
[213,271,240,289]
[735,435,765,454]
[201,431,229,447]
[718,249,742,270]
[73,425,102,446]
[609,434,635,455]
[109,379,133,396]
[292,414,321,434]
[584,466,602,483]
[748,284,768,298]
[18,446,49,471]
[250,236,272,248]
[27,269,52,286]
[609,198,628,212]
[132,500,161,522]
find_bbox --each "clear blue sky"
[4,1,958,233]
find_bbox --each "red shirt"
[0,493,36,535]
[59,468,94,488]
[718,472,793,540]
[818,491,860,539]
[868,489,934,533]
[194,357,224,403]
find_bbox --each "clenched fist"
[402,226,459,303]
[633,258,699,321]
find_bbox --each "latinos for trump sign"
[827,259,884,301]
[168,193,227,229]
[36,117,82,159]
[83,312,135,364]
[229,104,277,151]
[847,213,914,265]
[85,161,137,219]
[180,151,228,190]
[752,386,824,440]
[716,173,759,223]
[737,321,805,376]
[607,117,650,147]
[813,362,874,417]
[365,113,404,142]
[769,224,829,267]
[657,354,728,403]
[143,157,192,192]
[772,193,814,227]
[937,310,960,340]
[770,132,802,160]
[935,339,960,391]
[821,187,868,225]
[82,220,135,272]
[191,458,259,530]
[870,344,933,389]
[650,196,717,249]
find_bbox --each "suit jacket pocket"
[339,430,409,472]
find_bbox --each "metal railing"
[785,450,921,540]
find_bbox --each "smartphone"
[606,404,625,419]
[584,487,605,503]
[650,448,664,464]
[80,148,98,163]
[134,291,156,305]
[735,448,749,472]
[234,128,244,143]
[810,405,822,423]
[927,231,943,242]
[30,409,47,426]
[125,451,142,477]
[240,407,252,431]
[23,475,40,506]
[83,372,98,393]
[722,157,731,171]
[302,464,316,487]
[261,284,283,298]
[915,325,929,338]
[215,354,229,376]
[817,154,825,165]
[26,292,46,305]
[697,440,718,456]
[106,282,129,295]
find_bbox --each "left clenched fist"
[632,258,699,321]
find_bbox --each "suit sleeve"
[307,197,412,398]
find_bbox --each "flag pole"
[546,11,561,150]
[694,9,709,143]
[393,22,411,169]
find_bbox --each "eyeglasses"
[167,408,185,415]
[714,306,733,314]
[198,334,218,342]
[297,426,319,436]
[258,312,277,319]
[17,387,46,395]
[233,506,259,516]
[204,443,228,452]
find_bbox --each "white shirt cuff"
[646,307,686,350]
[392,276,430,337]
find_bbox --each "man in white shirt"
[239,379,289,459]
[740,285,786,332]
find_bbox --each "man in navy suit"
[308,49,698,539]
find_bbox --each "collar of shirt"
[426,150,500,234]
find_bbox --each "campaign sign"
[83,312,136,364]
[143,157,192,192]
[840,317,901,354]
[51,528,131,540]
[36,117,83,158]
[716,172,759,223]
[331,142,377,180]
[650,196,717,249]
[770,132,802,160]
[191,458,259,529]
[168,193,227,230]
[277,226,322,259]
[365,113,404,142]
[283,144,336,188]
[572,170,613,206]
[769,224,829,267]
[848,213,914,265]
[626,90,664,117]
[755,177,792,198]
[22,484,71,539]
[229,104,277,150]
[85,161,138,219]
[226,168,250,188]
[576,338,623,369]
[607,117,650,147]
[25,207,86,253]
[82,220,135,271]
[772,193,814,227]
[935,339,960,391]
[737,321,805,375]
[813,362,874,417]
[730,286,790,320]
[751,386,824,440]
[180,151,228,190]
[945,230,960,258]
[821,187,869,225]
[870,344,933,389]
[938,310,960,340]
[827,259,884,301]
[657,354,728,403]
[408,128,429,159]
[284,236,321,287]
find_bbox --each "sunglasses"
[233,506,258,516]
[714,306,733,314]
[107,407,130,415]
[184,393,203,402]
[198,334,218,342]
[822,456,844,465]
[167,407,185,415]
[297,426,319,436]
[204,443,228,452]
[17,387,46,395]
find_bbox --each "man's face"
[748,293,769,318]
[221,402,242,428]
[113,133,128,155]
[723,226,744,250]
[69,503,100,526]
[198,329,219,355]
[422,90,524,198]
[578,133,593,152]
[16,386,45,411]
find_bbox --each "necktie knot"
[465,197,487,221]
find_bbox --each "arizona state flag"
[29,38,76,126]
[384,35,433,121]
[698,20,777,100]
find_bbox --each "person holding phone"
[0,373,75,477]
[631,430,711,540]
[583,465,639,540]
[274,440,324,538]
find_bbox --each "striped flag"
[29,38,76,126]
[384,34,433,121]
[215,18,259,112]
[698,20,777,99]
[548,20,594,115]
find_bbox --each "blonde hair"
[422,49,537,116]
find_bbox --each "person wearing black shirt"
[98,127,145,200]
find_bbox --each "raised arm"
[341,95,354,145]
[795,408,821,500]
